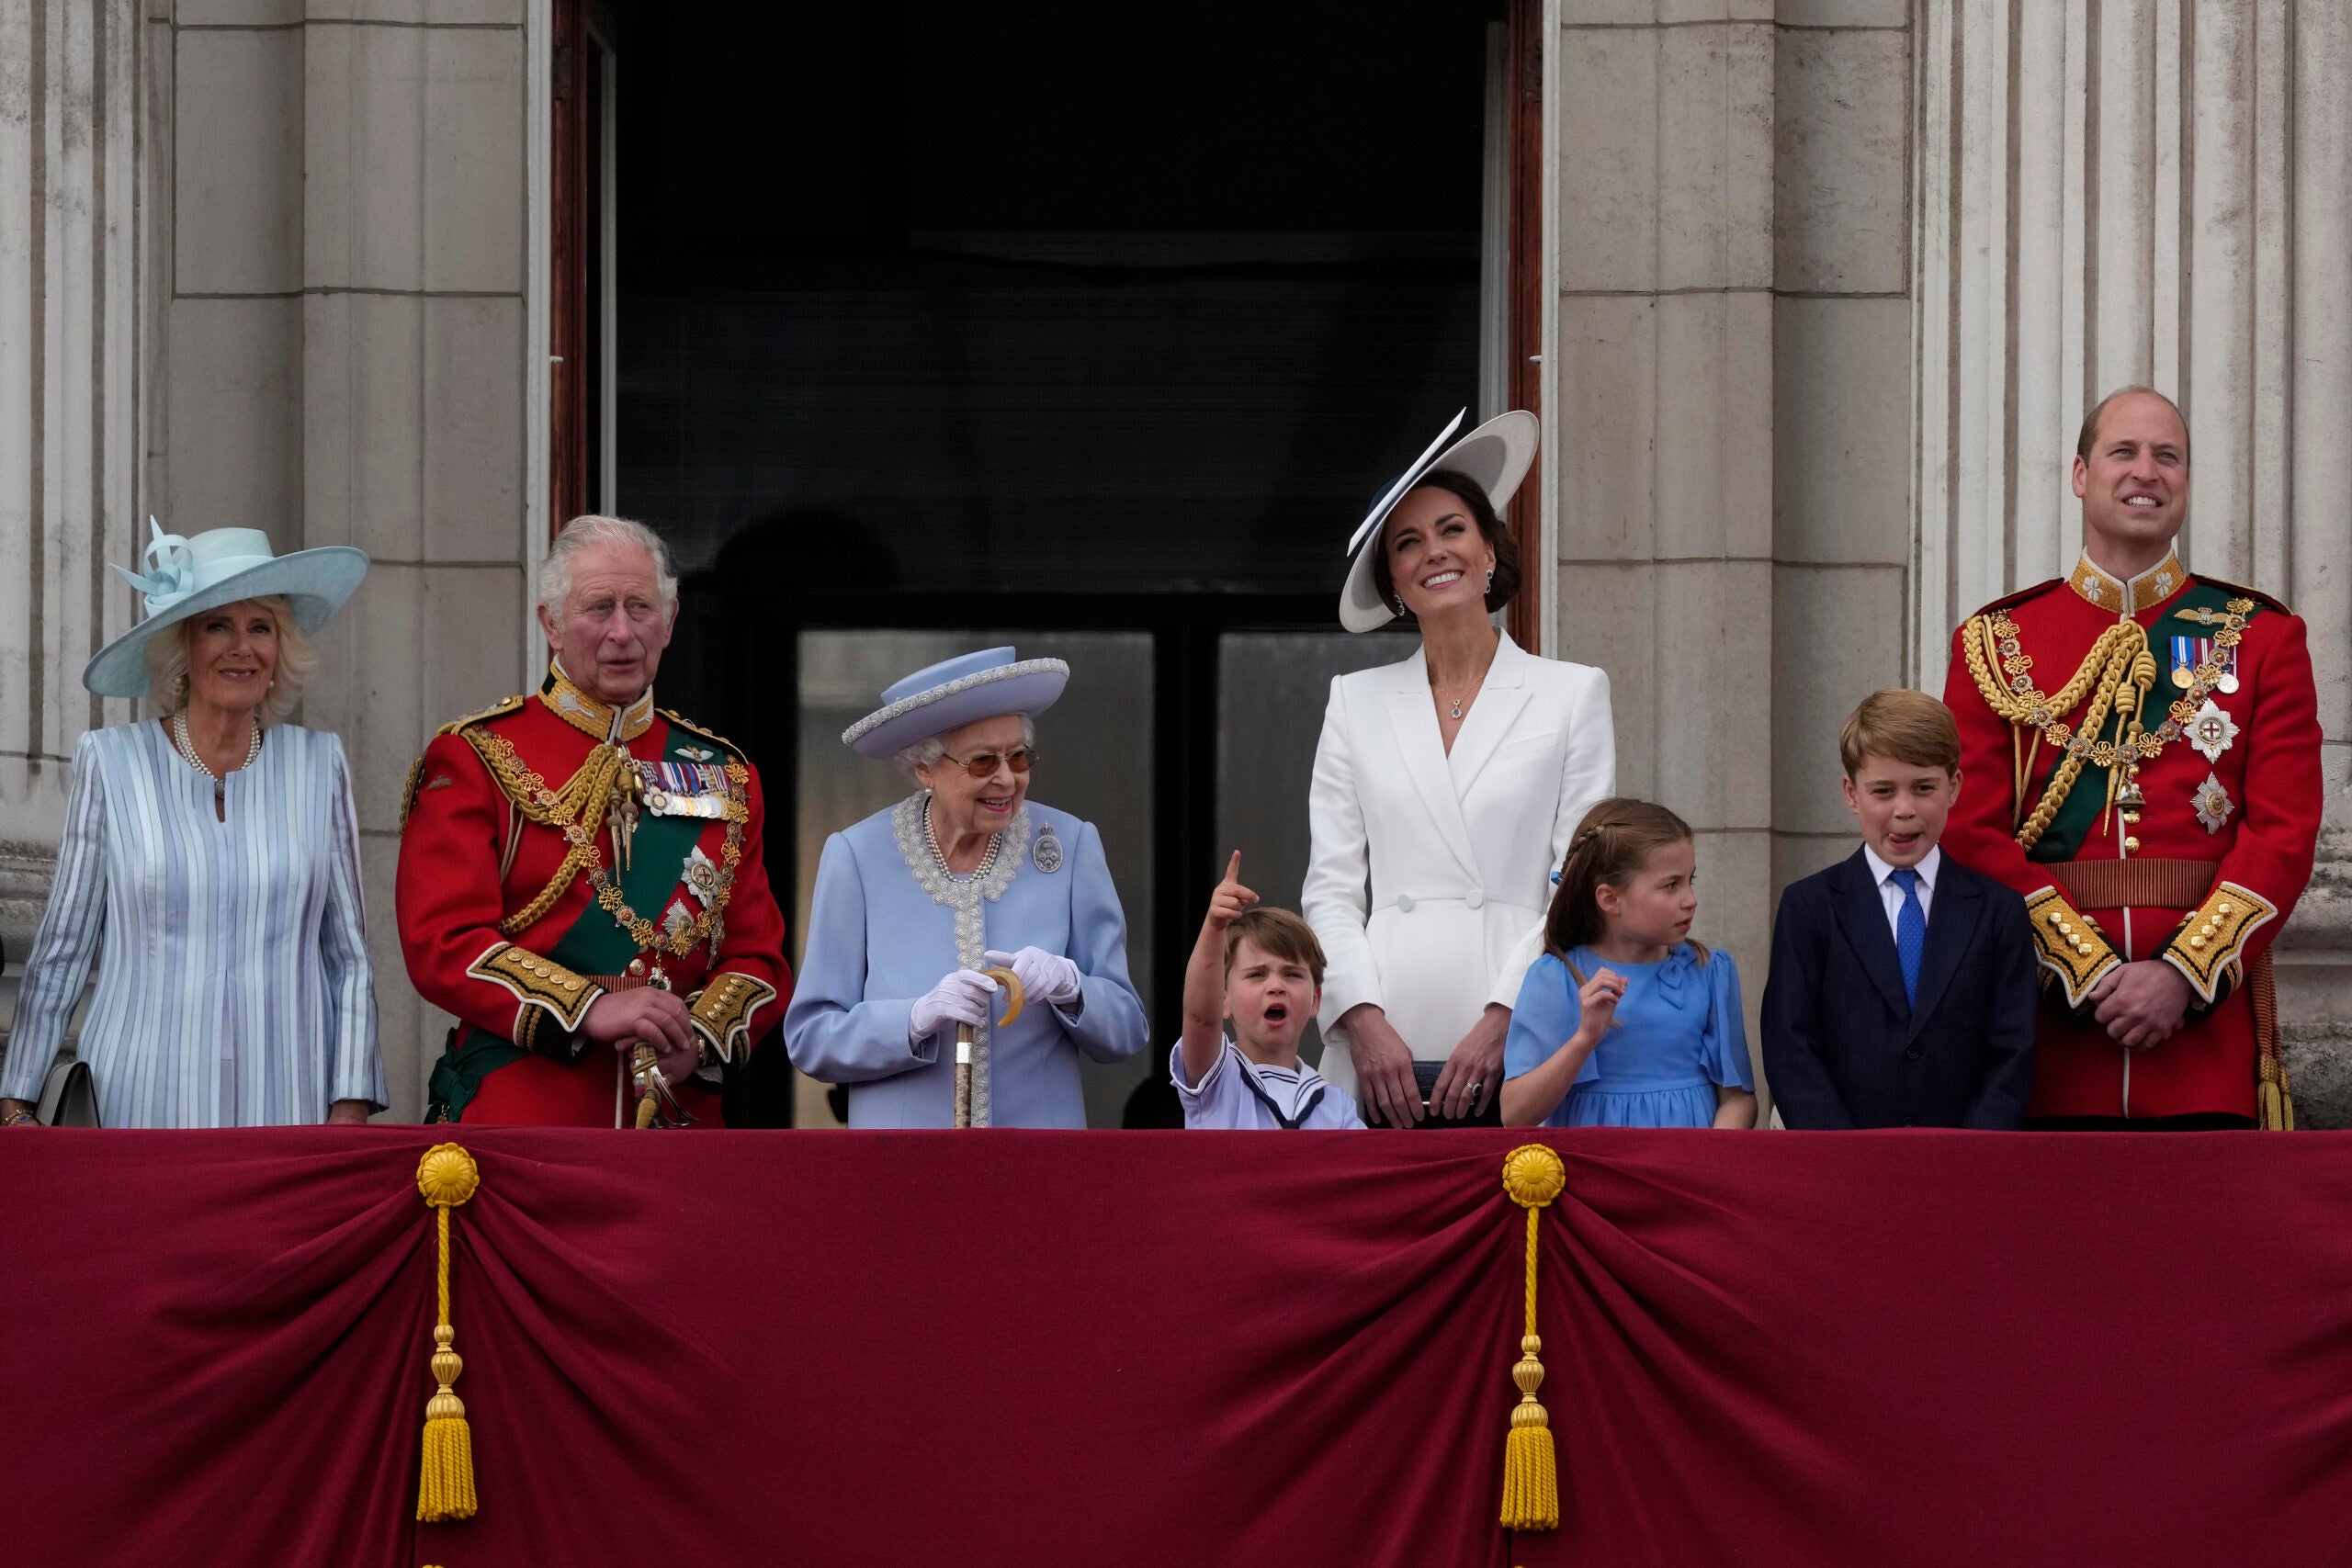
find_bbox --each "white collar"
[1862,842,1941,892]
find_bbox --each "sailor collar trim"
[2067,549,2186,616]
[544,660,656,744]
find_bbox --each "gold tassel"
[1499,1144,1567,1532]
[415,1144,482,1523]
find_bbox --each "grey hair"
[893,715,1037,780]
[142,595,317,726]
[537,513,679,619]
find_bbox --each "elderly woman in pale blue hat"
[0,523,386,1128]
[785,649,1149,1127]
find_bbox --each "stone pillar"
[0,0,144,951]
[1914,0,2352,1118]
[1546,1,1914,1102]
[0,1,538,1120]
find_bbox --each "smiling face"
[1383,483,1497,625]
[1225,935,1320,1064]
[1594,838,1699,953]
[182,599,281,717]
[1843,753,1961,869]
[538,540,674,705]
[2072,391,2189,562]
[912,714,1031,846]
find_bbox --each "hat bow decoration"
[110,518,201,617]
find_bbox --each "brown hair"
[2075,385,2189,464]
[1369,470,1522,622]
[1223,907,1328,989]
[1544,797,1708,962]
[1838,688,1962,777]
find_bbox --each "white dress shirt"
[1860,842,1941,943]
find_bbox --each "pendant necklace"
[171,710,262,815]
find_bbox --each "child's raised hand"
[1575,965,1628,1042]
[1203,851,1259,930]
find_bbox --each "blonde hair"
[142,595,316,726]
[2075,384,2188,464]
[1839,688,1961,776]
[1544,797,1709,963]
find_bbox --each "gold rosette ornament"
[1499,1144,1567,1531]
[414,1143,482,1522]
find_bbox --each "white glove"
[910,967,1001,1043]
[984,946,1084,1009]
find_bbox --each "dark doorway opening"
[605,1,1510,1122]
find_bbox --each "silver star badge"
[2188,698,2238,763]
[2193,772,2235,835]
[683,845,720,908]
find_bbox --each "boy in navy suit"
[1762,690,2038,1128]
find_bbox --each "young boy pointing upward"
[1172,853,1365,1130]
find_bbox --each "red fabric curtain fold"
[9,1128,2352,1568]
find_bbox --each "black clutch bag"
[37,1058,100,1127]
[1368,1060,1502,1129]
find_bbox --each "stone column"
[1914,0,2352,1117]
[1546,2,1914,1101]
[0,0,144,953]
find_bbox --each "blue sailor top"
[784,795,1150,1127]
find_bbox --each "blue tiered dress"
[1504,942,1752,1128]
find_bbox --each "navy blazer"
[1761,847,2038,1129]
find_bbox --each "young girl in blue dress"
[1501,798,1758,1128]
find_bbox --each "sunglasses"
[939,746,1037,780]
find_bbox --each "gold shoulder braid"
[1962,598,2256,851]
[458,727,748,957]
[400,695,528,830]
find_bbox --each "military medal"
[2188,698,2238,763]
[1033,823,1065,874]
[2192,772,2235,834]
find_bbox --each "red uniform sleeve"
[396,731,606,1056]
[1939,619,2121,1007]
[684,759,795,1063]
[2154,612,2323,1004]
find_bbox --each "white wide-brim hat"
[842,646,1070,760]
[1338,408,1540,633]
[82,519,371,698]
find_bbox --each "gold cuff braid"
[2161,881,2278,1005]
[466,942,603,1036]
[2024,886,2120,1008]
[687,971,778,1065]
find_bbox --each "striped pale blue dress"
[0,721,386,1126]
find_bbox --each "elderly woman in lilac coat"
[784,649,1149,1127]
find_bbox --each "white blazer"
[1302,633,1615,1100]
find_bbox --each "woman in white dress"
[1303,412,1615,1128]
[0,523,384,1129]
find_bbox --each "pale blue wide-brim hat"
[81,519,371,698]
[842,647,1070,760]
[1338,408,1539,633]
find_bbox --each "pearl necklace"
[923,795,1001,881]
[171,710,262,782]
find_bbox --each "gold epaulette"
[658,707,744,761]
[399,695,529,830]
[439,694,529,737]
[2190,574,2292,617]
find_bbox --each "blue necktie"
[1890,867,1925,1008]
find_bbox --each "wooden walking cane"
[954,966,1026,1128]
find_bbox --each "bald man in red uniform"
[398,516,790,1126]
[1940,388,2321,1128]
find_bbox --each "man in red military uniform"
[1941,388,2321,1128]
[397,515,791,1126]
